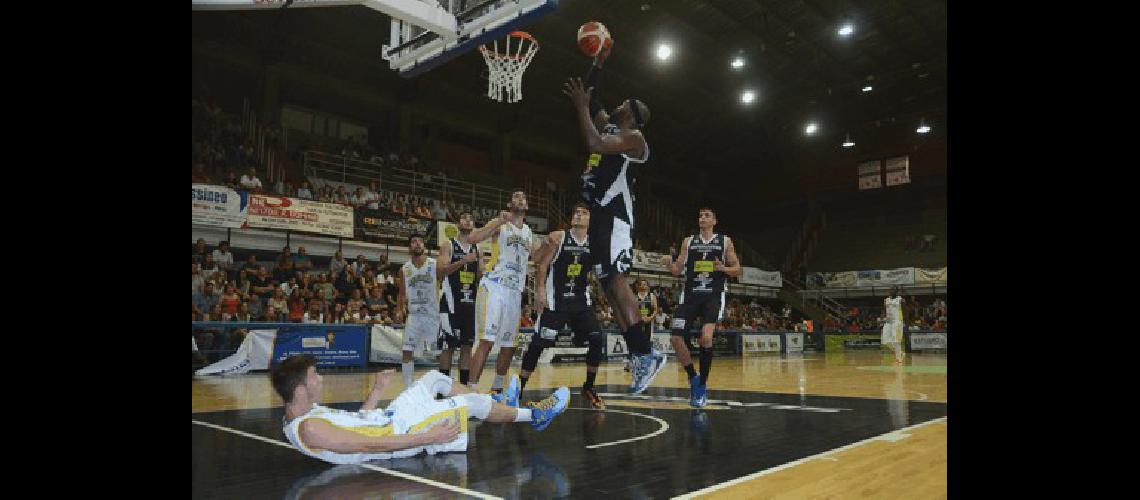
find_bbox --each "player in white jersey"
[274,354,570,464]
[465,189,540,401]
[882,286,907,364]
[395,234,440,388]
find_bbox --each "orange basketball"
[577,21,612,57]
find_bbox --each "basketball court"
[192,0,947,497]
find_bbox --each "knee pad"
[521,338,555,372]
[455,393,492,420]
[586,332,605,366]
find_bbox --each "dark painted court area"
[193,385,947,499]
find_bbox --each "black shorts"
[670,291,725,337]
[535,307,601,345]
[437,306,476,350]
[587,205,633,280]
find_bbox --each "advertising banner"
[271,325,368,367]
[247,195,354,238]
[192,184,249,228]
[740,267,783,287]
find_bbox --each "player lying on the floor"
[273,354,569,464]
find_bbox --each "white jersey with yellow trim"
[282,404,409,463]
[884,296,903,322]
[402,257,439,316]
[484,221,533,293]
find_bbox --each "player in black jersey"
[519,203,607,408]
[436,212,482,385]
[563,43,666,394]
[662,208,743,407]
[634,278,659,336]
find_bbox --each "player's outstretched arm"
[360,369,396,411]
[465,211,512,245]
[395,272,407,321]
[437,244,478,277]
[562,78,645,156]
[298,418,458,454]
[586,43,613,130]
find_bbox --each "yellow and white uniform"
[881,296,904,344]
[283,371,470,464]
[401,257,440,353]
[477,221,532,348]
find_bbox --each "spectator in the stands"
[414,202,431,219]
[351,254,368,277]
[267,289,288,322]
[430,200,449,220]
[280,276,298,297]
[314,273,336,303]
[346,289,366,316]
[200,254,220,278]
[329,250,347,275]
[350,187,368,209]
[240,167,263,191]
[192,263,205,296]
[218,284,241,321]
[358,267,375,290]
[293,246,314,272]
[366,286,387,315]
[303,300,324,324]
[365,182,381,209]
[241,254,259,276]
[297,181,314,200]
[922,233,937,251]
[193,238,210,264]
[333,270,356,305]
[520,305,535,328]
[334,186,350,205]
[192,162,212,184]
[393,195,407,216]
[318,186,333,203]
[212,240,234,274]
[250,266,276,305]
[287,291,306,323]
[193,283,219,321]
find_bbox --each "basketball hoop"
[479,31,539,103]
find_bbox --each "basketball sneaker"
[629,349,667,394]
[490,374,520,407]
[581,386,605,409]
[689,375,707,408]
[528,386,570,431]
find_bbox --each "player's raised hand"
[561,77,592,109]
[595,39,613,65]
[660,254,673,267]
[422,421,460,445]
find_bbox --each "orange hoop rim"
[479,31,539,59]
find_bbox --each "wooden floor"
[193,350,947,498]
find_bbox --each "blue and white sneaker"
[528,386,570,431]
[489,373,521,407]
[629,349,668,394]
[691,377,707,408]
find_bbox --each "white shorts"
[386,371,469,455]
[403,313,441,353]
[475,279,521,348]
[882,321,904,344]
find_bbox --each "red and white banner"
[246,195,354,238]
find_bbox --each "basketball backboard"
[192,0,558,79]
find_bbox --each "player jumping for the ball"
[562,41,666,394]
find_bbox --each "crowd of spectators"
[819,295,947,333]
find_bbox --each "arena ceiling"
[193,0,946,227]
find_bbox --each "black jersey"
[544,230,594,312]
[580,123,649,226]
[682,233,728,301]
[440,237,479,313]
[635,291,654,318]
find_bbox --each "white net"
[480,32,539,103]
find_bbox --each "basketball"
[577,21,612,57]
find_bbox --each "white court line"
[191,420,501,500]
[570,408,671,450]
[672,416,947,499]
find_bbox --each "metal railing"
[302,151,565,227]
